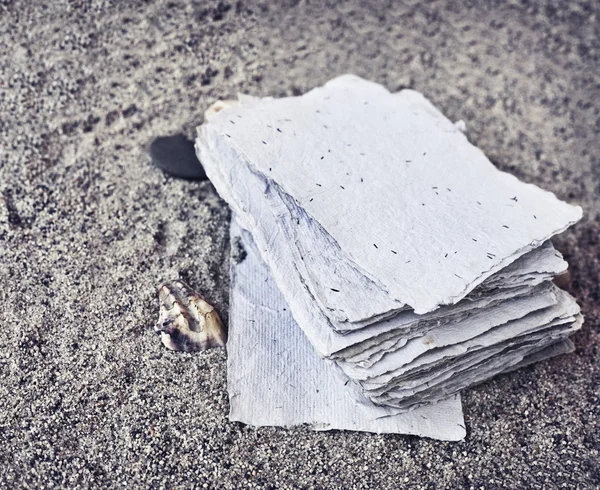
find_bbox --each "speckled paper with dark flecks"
[227,218,467,440]
[226,219,580,436]
[196,87,574,360]
[198,76,582,419]
[198,75,582,317]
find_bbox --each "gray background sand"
[1,0,598,488]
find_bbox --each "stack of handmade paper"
[196,75,583,440]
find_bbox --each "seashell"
[154,280,226,352]
[204,99,239,120]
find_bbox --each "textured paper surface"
[339,285,560,380]
[197,103,570,362]
[199,76,583,413]
[372,317,583,409]
[363,288,581,387]
[227,219,466,440]
[198,75,582,316]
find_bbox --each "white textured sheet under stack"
[196,75,583,439]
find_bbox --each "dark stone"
[149,133,207,180]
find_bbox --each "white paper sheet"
[362,289,581,390]
[227,219,466,440]
[372,318,582,409]
[198,75,582,316]
[198,76,583,419]
[339,285,560,380]
[196,107,571,360]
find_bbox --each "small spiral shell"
[154,280,226,352]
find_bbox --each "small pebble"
[149,133,207,180]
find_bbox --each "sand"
[0,1,598,488]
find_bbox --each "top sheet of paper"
[198,75,582,314]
